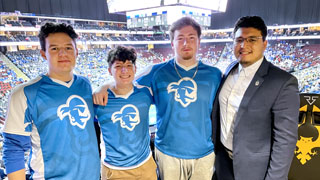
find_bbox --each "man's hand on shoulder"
[93,84,111,106]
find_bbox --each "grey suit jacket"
[212,58,300,180]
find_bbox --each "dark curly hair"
[107,46,137,67]
[38,22,78,51]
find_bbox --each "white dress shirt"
[219,57,264,150]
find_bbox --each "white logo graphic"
[167,77,197,107]
[304,96,319,105]
[111,104,140,131]
[57,95,91,129]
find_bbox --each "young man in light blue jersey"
[2,22,100,179]
[94,17,222,179]
[95,46,157,180]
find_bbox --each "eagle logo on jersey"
[111,104,140,131]
[57,95,91,129]
[167,77,197,107]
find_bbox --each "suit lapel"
[219,61,239,93]
[234,58,270,128]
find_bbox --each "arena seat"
[289,93,320,180]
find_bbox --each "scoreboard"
[126,5,211,28]
[127,13,168,28]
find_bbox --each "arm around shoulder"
[92,82,113,106]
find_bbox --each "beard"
[181,52,194,60]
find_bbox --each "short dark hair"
[169,17,201,41]
[107,46,137,67]
[233,16,267,41]
[38,22,78,51]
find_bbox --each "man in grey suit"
[211,16,300,180]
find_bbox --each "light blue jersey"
[137,59,221,159]
[3,74,100,180]
[95,86,153,169]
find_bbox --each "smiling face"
[40,32,78,81]
[233,27,267,68]
[171,25,200,66]
[109,60,136,88]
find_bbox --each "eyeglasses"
[234,36,263,44]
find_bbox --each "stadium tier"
[0,14,320,116]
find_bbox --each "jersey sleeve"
[2,133,31,174]
[3,84,32,136]
[135,65,155,88]
[2,84,33,174]
[135,84,154,104]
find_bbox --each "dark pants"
[215,145,235,180]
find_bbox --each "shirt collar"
[175,59,199,71]
[238,57,264,77]
[46,74,75,88]
[110,84,135,99]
